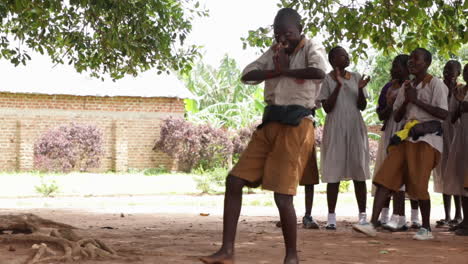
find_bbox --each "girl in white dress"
[318,46,370,229]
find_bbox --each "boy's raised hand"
[358,74,370,89]
[273,44,289,73]
[405,82,418,103]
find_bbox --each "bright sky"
[0,0,281,94]
[187,0,279,68]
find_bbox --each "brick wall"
[0,92,184,172]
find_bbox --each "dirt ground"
[1,208,467,264]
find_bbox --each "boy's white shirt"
[392,76,449,153]
[241,37,329,110]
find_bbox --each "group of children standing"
[200,7,468,264]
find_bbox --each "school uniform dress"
[373,75,448,200]
[317,72,370,183]
[434,84,466,194]
[231,37,328,195]
[444,89,468,197]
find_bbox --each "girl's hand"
[334,67,343,86]
[358,74,370,89]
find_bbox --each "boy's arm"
[409,80,448,120]
[411,99,448,120]
[241,70,281,83]
[281,67,325,80]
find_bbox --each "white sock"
[389,214,399,223]
[327,213,336,225]
[358,212,367,224]
[380,208,390,223]
[398,215,407,227]
[411,209,420,222]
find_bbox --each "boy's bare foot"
[200,251,234,264]
[284,254,299,264]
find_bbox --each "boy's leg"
[384,191,408,231]
[304,184,314,217]
[200,175,246,264]
[303,184,319,229]
[274,192,298,264]
[378,197,391,226]
[410,199,421,228]
[418,199,431,230]
[370,185,393,226]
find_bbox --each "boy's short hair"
[328,46,344,65]
[273,8,302,30]
[413,48,432,65]
[445,60,462,74]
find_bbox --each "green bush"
[143,166,169,176]
[193,167,228,194]
[339,181,351,193]
[35,177,60,197]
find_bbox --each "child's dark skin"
[241,18,325,83]
[373,49,448,231]
[322,47,370,223]
[200,16,325,264]
[439,61,463,226]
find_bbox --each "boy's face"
[331,48,350,68]
[443,63,460,83]
[463,65,468,82]
[391,59,409,81]
[408,50,430,75]
[274,20,301,54]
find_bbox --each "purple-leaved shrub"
[34,123,103,172]
[154,117,233,172]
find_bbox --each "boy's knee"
[274,193,293,209]
[226,174,247,191]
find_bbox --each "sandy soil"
[1,208,467,264]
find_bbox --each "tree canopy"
[0,0,207,79]
[243,0,467,60]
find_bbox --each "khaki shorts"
[230,119,315,195]
[373,141,440,200]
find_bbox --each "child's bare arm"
[282,67,325,80]
[357,75,369,111]
[322,69,342,113]
[241,70,281,82]
[357,88,367,111]
[412,99,448,120]
[394,102,408,123]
